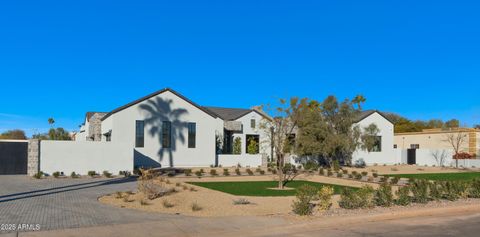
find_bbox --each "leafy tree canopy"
[0,129,27,140]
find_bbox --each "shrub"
[380,176,388,183]
[355,174,362,180]
[391,167,399,172]
[390,177,400,185]
[191,202,202,211]
[175,182,181,187]
[339,186,375,209]
[140,199,149,206]
[292,185,318,215]
[348,174,353,179]
[182,185,189,190]
[119,171,131,177]
[375,183,393,207]
[210,169,218,176]
[233,198,251,205]
[70,172,79,178]
[327,170,333,177]
[103,171,112,178]
[122,194,131,202]
[33,171,44,179]
[271,169,277,174]
[410,179,429,203]
[395,186,411,206]
[361,171,368,176]
[195,171,203,177]
[87,171,97,177]
[469,178,480,198]
[342,170,348,175]
[259,170,265,175]
[318,186,334,211]
[429,181,443,201]
[442,180,470,201]
[235,168,241,176]
[115,191,123,199]
[337,173,343,178]
[223,169,230,176]
[352,171,358,176]
[332,160,341,172]
[199,168,205,174]
[372,173,378,178]
[52,171,61,178]
[304,161,319,171]
[138,180,171,200]
[246,169,254,176]
[162,200,174,208]
[184,169,192,176]
[319,168,325,176]
[189,187,197,192]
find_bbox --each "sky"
[1,0,480,136]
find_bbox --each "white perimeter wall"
[40,141,133,175]
[217,154,263,167]
[352,112,396,165]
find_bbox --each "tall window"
[372,136,382,152]
[162,121,171,148]
[188,122,196,148]
[135,121,144,147]
[250,119,256,129]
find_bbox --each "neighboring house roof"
[203,106,273,121]
[355,110,394,124]
[86,112,107,122]
[101,88,218,121]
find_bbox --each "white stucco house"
[351,110,396,165]
[78,88,272,168]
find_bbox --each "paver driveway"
[0,175,175,232]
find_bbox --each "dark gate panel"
[407,148,416,165]
[0,141,28,174]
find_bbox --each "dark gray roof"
[355,110,393,124]
[203,106,252,121]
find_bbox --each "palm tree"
[139,97,188,167]
[352,95,366,111]
[48,118,55,127]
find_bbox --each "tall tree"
[360,124,381,152]
[444,131,468,168]
[261,97,304,189]
[0,129,27,140]
[352,94,366,111]
[445,119,460,128]
[48,118,55,127]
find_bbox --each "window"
[372,136,382,152]
[246,134,260,154]
[162,121,171,148]
[250,119,256,129]
[135,121,144,147]
[410,144,420,149]
[188,122,196,148]
[393,144,397,149]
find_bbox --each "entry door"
[407,149,416,165]
[0,141,28,174]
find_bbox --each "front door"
[407,149,416,165]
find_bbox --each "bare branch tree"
[444,131,468,168]
[431,149,447,167]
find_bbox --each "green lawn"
[187,181,353,197]
[385,172,480,181]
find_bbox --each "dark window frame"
[250,119,256,129]
[372,136,382,152]
[188,122,196,148]
[162,121,172,148]
[135,120,144,148]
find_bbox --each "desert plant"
[246,169,254,176]
[342,169,348,175]
[410,179,429,203]
[361,171,368,177]
[182,185,189,190]
[122,194,131,202]
[429,181,443,201]
[319,168,325,176]
[375,183,393,207]
[304,161,319,171]
[355,173,362,180]
[339,186,375,209]
[235,168,241,175]
[390,177,400,185]
[175,182,181,187]
[87,171,97,177]
[115,191,123,199]
[33,171,44,179]
[165,179,171,184]
[191,202,202,211]
[391,167,399,172]
[52,171,61,178]
[348,174,353,179]
[337,173,343,178]
[233,198,251,205]
[140,199,149,206]
[70,172,79,178]
[332,160,340,172]
[138,180,170,200]
[292,185,318,215]
[318,186,334,211]
[210,169,218,176]
[357,186,376,208]
[119,171,131,177]
[327,170,333,177]
[199,168,205,173]
[163,200,174,208]
[103,171,112,178]
[223,169,230,176]
[184,169,192,176]
[395,186,411,206]
[195,171,203,177]
[351,171,358,176]
[189,187,197,192]
[442,180,470,201]
[372,173,378,178]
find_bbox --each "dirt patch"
[267,187,295,191]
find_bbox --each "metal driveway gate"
[0,141,28,174]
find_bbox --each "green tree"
[48,128,72,140]
[361,124,380,152]
[48,118,55,127]
[233,137,242,154]
[0,129,27,140]
[445,119,460,128]
[352,94,366,111]
[247,137,259,154]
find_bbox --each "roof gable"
[101,88,218,121]
[355,110,393,124]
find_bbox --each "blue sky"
[1,0,480,136]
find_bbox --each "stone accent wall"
[88,113,107,141]
[27,139,40,176]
